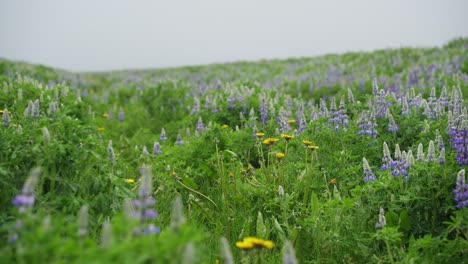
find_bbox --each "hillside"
[0,38,467,263]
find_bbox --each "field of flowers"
[0,38,467,263]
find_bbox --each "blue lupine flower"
[153,142,162,155]
[453,169,468,209]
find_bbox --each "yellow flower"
[331,178,337,184]
[263,138,279,146]
[103,113,109,118]
[287,119,296,125]
[260,240,275,249]
[302,140,312,146]
[221,124,228,129]
[236,237,275,250]
[281,134,294,141]
[235,241,255,250]
[276,152,285,159]
[0,110,4,114]
[124,179,135,184]
[255,132,265,138]
[308,145,319,151]
[97,127,105,132]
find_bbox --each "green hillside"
[0,38,467,263]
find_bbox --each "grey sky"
[1,0,467,72]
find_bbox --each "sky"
[0,0,467,72]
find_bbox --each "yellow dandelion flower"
[276,152,285,159]
[261,240,275,249]
[124,179,135,184]
[255,132,265,138]
[331,178,337,184]
[97,127,105,132]
[0,110,4,114]
[221,124,228,129]
[103,113,109,118]
[263,138,279,146]
[287,119,296,125]
[235,241,255,250]
[302,140,312,146]
[281,134,294,141]
[308,145,319,151]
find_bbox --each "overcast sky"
[0,0,467,72]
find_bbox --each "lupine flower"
[427,140,435,162]
[416,143,425,162]
[375,208,386,228]
[118,108,125,122]
[196,117,204,131]
[2,109,10,127]
[220,237,234,264]
[259,97,268,124]
[160,128,168,141]
[175,133,184,145]
[170,195,186,232]
[449,118,468,165]
[438,148,446,165]
[100,220,112,249]
[278,185,285,197]
[182,243,195,264]
[133,164,160,235]
[282,240,298,264]
[32,99,40,118]
[42,127,50,144]
[347,88,355,104]
[363,157,376,182]
[12,167,41,214]
[381,142,392,170]
[387,114,399,133]
[453,169,468,209]
[142,146,149,155]
[107,140,115,162]
[153,142,162,155]
[78,205,89,237]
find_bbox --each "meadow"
[0,38,467,263]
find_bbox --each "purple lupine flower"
[227,94,236,110]
[133,164,160,235]
[196,117,204,131]
[175,133,184,145]
[449,118,468,165]
[439,86,448,107]
[388,114,399,133]
[373,89,392,118]
[375,208,386,228]
[416,143,425,162]
[10,168,42,242]
[363,157,376,182]
[191,97,200,115]
[153,142,162,155]
[211,98,219,113]
[357,112,379,138]
[118,108,125,122]
[142,146,149,155]
[381,142,392,170]
[453,169,468,209]
[160,128,168,141]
